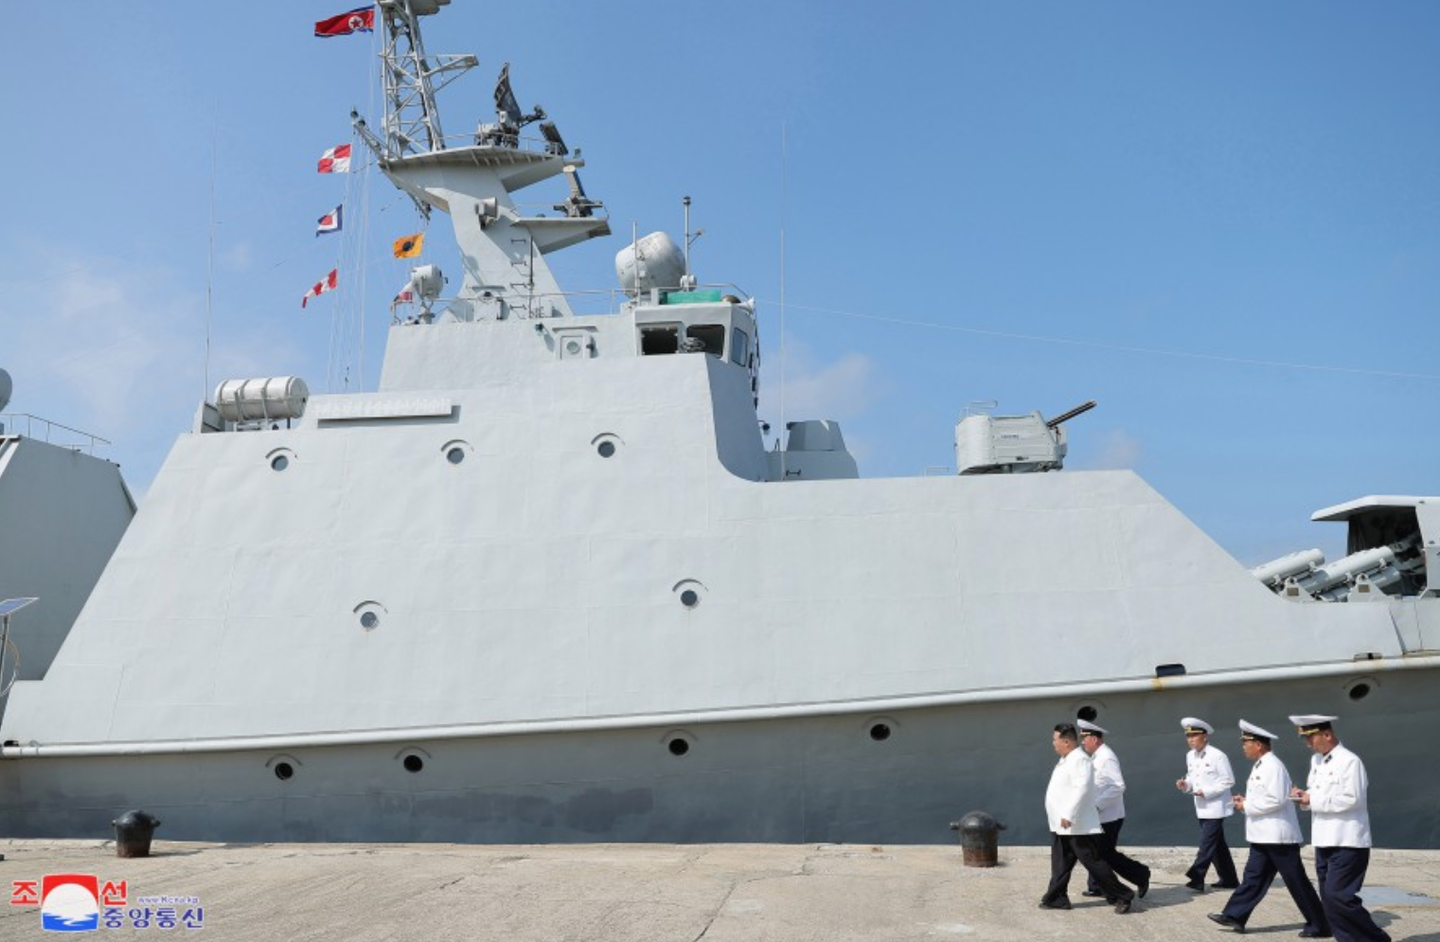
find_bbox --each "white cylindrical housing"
[1292,545,1397,594]
[1252,548,1325,586]
[0,368,11,413]
[214,376,310,423]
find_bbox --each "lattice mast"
[375,0,477,158]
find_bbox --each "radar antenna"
[375,0,478,158]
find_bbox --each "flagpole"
[205,113,217,403]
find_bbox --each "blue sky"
[2,1,1437,566]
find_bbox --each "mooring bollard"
[949,810,1005,867]
[112,810,162,858]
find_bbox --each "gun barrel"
[1046,400,1097,429]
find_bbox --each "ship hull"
[4,665,1435,847]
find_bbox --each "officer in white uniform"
[1174,716,1239,891]
[1206,720,1330,936]
[1290,714,1391,942]
[1040,722,1136,914]
[1078,720,1151,899]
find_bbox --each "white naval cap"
[1289,714,1338,734]
[1077,719,1108,736]
[1239,719,1278,742]
[1181,717,1213,734]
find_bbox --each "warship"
[1,0,1436,846]
[0,368,135,727]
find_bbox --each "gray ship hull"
[4,664,1434,847]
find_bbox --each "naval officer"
[1175,716,1240,891]
[1206,720,1330,937]
[1077,720,1151,899]
[1290,715,1391,942]
[1040,723,1136,914]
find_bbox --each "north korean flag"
[315,6,375,38]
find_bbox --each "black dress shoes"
[1114,899,1132,914]
[1208,913,1246,932]
[1297,931,1333,939]
[1038,899,1072,910]
[1081,889,1104,898]
[1186,879,1206,891]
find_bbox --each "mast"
[376,0,477,158]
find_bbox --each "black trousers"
[1315,847,1391,942]
[1042,831,1134,906]
[1086,817,1150,893]
[1185,816,1238,886]
[1220,843,1329,934]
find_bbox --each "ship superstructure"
[1,2,1436,846]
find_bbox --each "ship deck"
[3,839,1438,940]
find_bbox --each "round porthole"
[566,339,583,356]
[1076,705,1099,723]
[1345,676,1378,701]
[662,730,694,757]
[274,762,294,780]
[271,455,290,472]
[441,440,472,466]
[863,715,898,742]
[403,754,424,773]
[672,579,708,609]
[591,433,622,458]
[354,600,388,632]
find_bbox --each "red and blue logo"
[41,873,99,932]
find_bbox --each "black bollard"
[949,810,1005,867]
[112,810,162,858]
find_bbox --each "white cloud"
[759,336,877,422]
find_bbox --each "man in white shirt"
[1290,715,1391,942]
[1174,716,1239,892]
[1206,720,1329,937]
[1078,720,1151,899]
[1041,722,1136,914]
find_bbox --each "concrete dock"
[2,840,1438,941]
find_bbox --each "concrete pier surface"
[2,840,1438,941]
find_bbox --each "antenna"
[375,0,478,157]
[682,195,704,289]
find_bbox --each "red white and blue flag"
[316,204,343,236]
[315,6,375,38]
[317,144,352,173]
[302,269,339,308]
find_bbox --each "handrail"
[0,412,111,455]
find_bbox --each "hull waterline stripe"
[3,654,1433,759]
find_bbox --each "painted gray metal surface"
[0,1,1435,847]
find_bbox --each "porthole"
[591,433,623,458]
[1344,676,1378,701]
[672,579,708,609]
[863,715,898,742]
[1076,705,1099,723]
[271,455,290,472]
[662,730,694,757]
[441,439,472,466]
[565,339,583,356]
[403,754,424,773]
[266,754,301,781]
[353,600,387,632]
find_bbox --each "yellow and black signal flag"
[393,232,425,258]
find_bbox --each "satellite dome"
[0,368,12,413]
